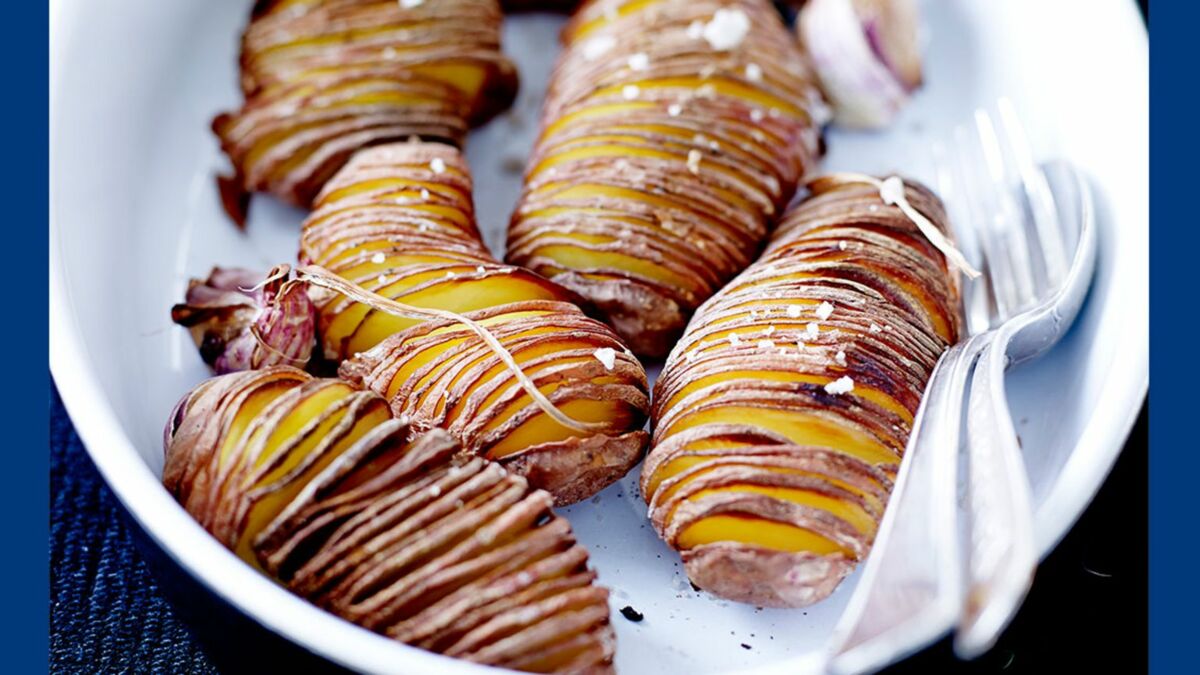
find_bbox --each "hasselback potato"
[506,0,826,357]
[641,175,963,607]
[214,0,518,221]
[164,367,616,672]
[301,141,650,504]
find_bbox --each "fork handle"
[955,330,1037,658]
[827,335,987,675]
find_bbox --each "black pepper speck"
[619,606,644,622]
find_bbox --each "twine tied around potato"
[824,173,981,279]
[297,264,612,433]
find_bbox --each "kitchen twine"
[296,265,611,433]
[297,174,976,433]
[826,173,982,279]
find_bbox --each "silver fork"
[826,98,1097,674]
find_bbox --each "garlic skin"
[171,264,315,374]
[798,0,922,129]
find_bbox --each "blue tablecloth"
[50,384,217,674]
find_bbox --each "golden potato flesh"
[642,176,963,607]
[506,0,827,357]
[302,142,650,504]
[163,367,617,673]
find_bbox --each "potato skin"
[214,0,518,220]
[163,367,618,673]
[506,0,826,357]
[305,143,651,505]
[642,175,962,607]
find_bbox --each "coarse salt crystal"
[628,53,649,70]
[378,274,389,284]
[400,0,423,8]
[476,266,486,274]
[702,8,751,51]
[430,157,445,174]
[757,339,774,350]
[838,240,848,250]
[371,252,386,264]
[835,349,847,366]
[668,103,683,117]
[623,84,640,100]
[593,347,617,370]
[687,149,702,174]
[786,305,802,318]
[728,333,742,347]
[581,35,616,61]
[805,322,819,340]
[815,301,834,320]
[763,325,776,336]
[750,108,764,122]
[824,376,854,395]
[869,323,882,333]
[745,63,762,82]
[420,188,431,200]
[686,19,705,40]
[428,485,442,497]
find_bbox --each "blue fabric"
[50,383,216,674]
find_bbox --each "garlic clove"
[798,0,922,129]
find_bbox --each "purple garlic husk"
[171,264,316,374]
[798,0,923,130]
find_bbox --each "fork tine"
[996,97,1070,288]
[953,122,1007,326]
[973,108,1039,313]
[933,139,989,336]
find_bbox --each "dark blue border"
[1148,2,1189,674]
[14,0,49,670]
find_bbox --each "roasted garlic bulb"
[164,367,616,672]
[170,264,316,374]
[301,142,650,504]
[506,0,826,357]
[214,0,518,221]
[642,175,962,607]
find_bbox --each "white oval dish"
[50,1,1147,673]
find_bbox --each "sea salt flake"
[420,188,431,200]
[687,149,702,174]
[879,176,906,205]
[623,84,641,100]
[702,8,751,51]
[805,322,819,340]
[686,20,705,40]
[628,53,650,71]
[728,333,742,347]
[838,240,848,250]
[763,325,776,336]
[815,301,834,320]
[428,484,442,497]
[870,323,882,333]
[371,252,386,264]
[757,340,774,350]
[668,103,683,117]
[476,266,486,274]
[750,108,765,122]
[835,349,847,366]
[582,35,616,61]
[400,0,424,8]
[593,347,617,370]
[824,376,855,395]
[745,63,763,82]
[430,157,445,174]
[786,305,802,319]
[378,274,389,285]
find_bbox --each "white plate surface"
[50,1,1148,673]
